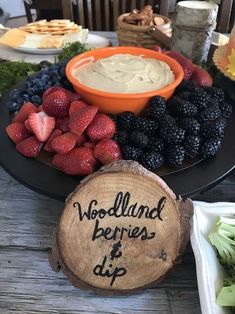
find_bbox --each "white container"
[191,201,235,314]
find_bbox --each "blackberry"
[113,131,129,146]
[148,96,167,120]
[162,126,185,144]
[219,102,232,119]
[122,145,143,161]
[179,117,200,135]
[148,138,164,153]
[198,104,221,122]
[165,145,185,166]
[129,131,149,148]
[204,86,225,103]
[173,99,198,117]
[190,89,209,110]
[183,135,200,158]
[201,138,222,158]
[177,91,191,100]
[159,114,176,128]
[140,152,164,171]
[201,120,225,139]
[133,117,158,136]
[176,80,197,93]
[117,111,136,131]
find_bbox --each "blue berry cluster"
[7,59,73,113]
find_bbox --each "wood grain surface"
[1,165,235,313]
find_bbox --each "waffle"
[20,19,82,35]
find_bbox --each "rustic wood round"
[49,161,193,295]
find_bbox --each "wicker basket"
[116,13,172,49]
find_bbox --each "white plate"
[13,34,110,55]
[191,201,235,314]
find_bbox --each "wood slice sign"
[49,160,194,295]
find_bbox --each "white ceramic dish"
[191,201,235,314]
[13,34,110,55]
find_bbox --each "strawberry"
[87,114,116,142]
[69,100,88,116]
[153,45,163,53]
[76,134,86,147]
[83,141,95,149]
[94,139,122,165]
[52,147,97,175]
[43,129,62,152]
[42,86,64,101]
[24,119,33,132]
[51,132,77,154]
[190,65,213,87]
[13,102,37,123]
[28,112,55,142]
[68,92,81,103]
[42,89,71,118]
[16,136,42,157]
[55,117,70,132]
[69,105,98,136]
[6,122,31,143]
[165,50,194,80]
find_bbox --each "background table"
[1,31,235,313]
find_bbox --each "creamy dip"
[73,54,175,94]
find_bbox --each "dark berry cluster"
[111,82,232,171]
[7,59,73,113]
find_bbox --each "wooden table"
[0,31,235,313]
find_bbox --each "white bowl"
[191,201,235,314]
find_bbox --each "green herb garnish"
[0,60,38,95]
[57,41,88,61]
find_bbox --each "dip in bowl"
[66,47,184,114]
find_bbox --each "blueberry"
[45,82,52,90]
[31,95,42,105]
[41,74,50,83]
[57,60,67,67]
[32,85,39,94]
[16,97,24,105]
[22,93,30,101]
[39,60,52,69]
[9,89,21,101]
[50,64,60,71]
[54,82,63,87]
[49,69,59,77]
[26,87,35,96]
[32,78,41,85]
[39,69,49,76]
[7,101,21,112]
[59,66,66,77]
[51,77,59,84]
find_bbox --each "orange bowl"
[66,47,184,114]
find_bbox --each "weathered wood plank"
[0,249,201,313]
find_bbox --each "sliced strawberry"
[94,139,122,165]
[24,119,33,132]
[69,105,98,136]
[42,89,71,118]
[76,134,86,147]
[69,100,88,116]
[87,114,116,142]
[165,50,194,80]
[52,147,97,175]
[6,122,31,143]
[28,112,55,142]
[190,65,213,87]
[16,136,42,157]
[43,129,62,152]
[55,117,70,132]
[83,141,95,149]
[51,131,77,154]
[13,102,37,123]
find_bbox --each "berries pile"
[112,81,232,171]
[6,86,122,176]
[7,60,73,113]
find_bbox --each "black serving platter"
[1,81,235,201]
